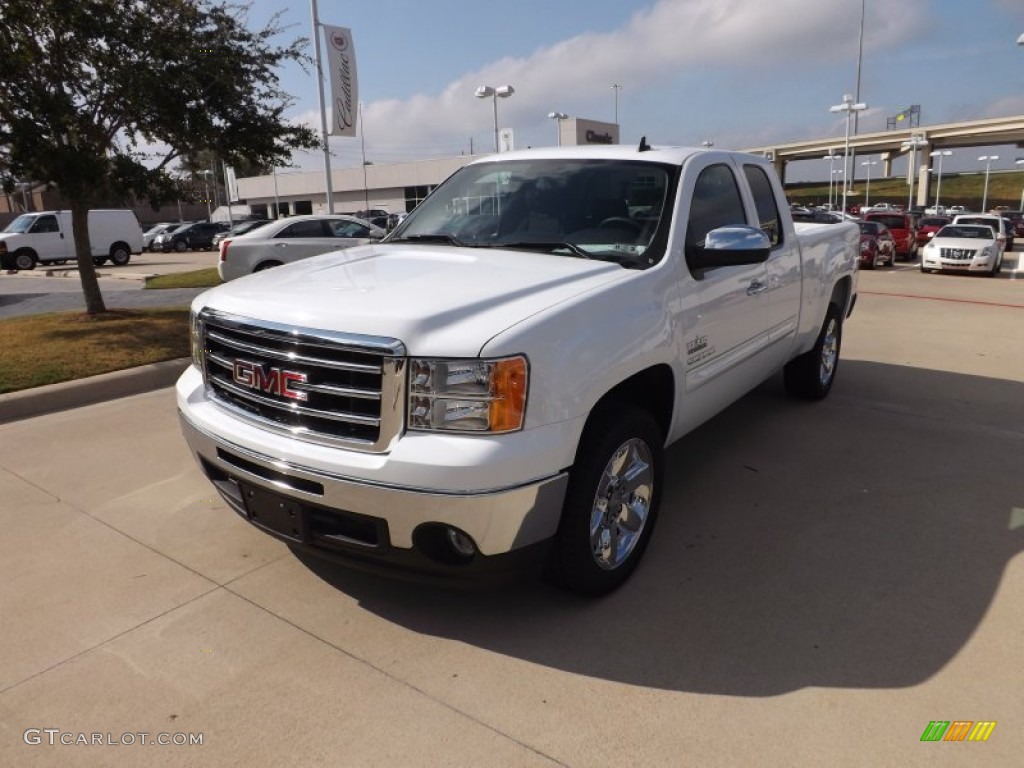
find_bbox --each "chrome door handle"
[746,280,768,295]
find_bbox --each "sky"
[241,0,1024,182]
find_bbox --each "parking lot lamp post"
[475,85,515,153]
[929,150,952,210]
[832,169,844,210]
[829,94,868,214]
[200,170,212,218]
[861,159,877,207]
[1017,158,1024,210]
[547,112,568,146]
[978,155,999,211]
[823,153,839,209]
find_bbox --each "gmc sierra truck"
[177,143,859,596]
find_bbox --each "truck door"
[742,162,801,371]
[678,160,773,402]
[28,214,73,263]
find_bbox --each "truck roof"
[465,143,764,168]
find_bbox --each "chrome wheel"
[819,317,839,387]
[589,438,654,570]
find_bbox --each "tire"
[989,253,1002,277]
[110,243,131,266]
[174,240,188,252]
[13,249,37,271]
[545,405,663,597]
[254,261,283,272]
[784,303,842,401]
[93,257,107,266]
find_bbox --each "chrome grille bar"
[199,309,406,452]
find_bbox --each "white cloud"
[295,0,932,167]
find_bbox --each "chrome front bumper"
[179,411,568,575]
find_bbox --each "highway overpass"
[745,114,1024,204]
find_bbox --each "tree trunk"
[70,202,107,315]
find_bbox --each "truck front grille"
[198,310,406,452]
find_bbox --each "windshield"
[936,226,994,239]
[388,158,677,269]
[3,214,38,234]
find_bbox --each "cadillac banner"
[323,25,358,137]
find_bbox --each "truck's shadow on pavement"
[293,360,1024,696]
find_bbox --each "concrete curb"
[3,267,153,281]
[0,357,191,424]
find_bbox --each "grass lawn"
[0,308,190,394]
[145,267,222,289]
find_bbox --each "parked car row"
[217,214,385,281]
[150,220,232,252]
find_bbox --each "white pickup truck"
[178,144,859,595]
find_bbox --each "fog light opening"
[413,524,478,565]
[446,527,477,558]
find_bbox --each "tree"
[0,0,318,314]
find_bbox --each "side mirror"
[687,226,771,272]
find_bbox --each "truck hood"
[195,243,626,356]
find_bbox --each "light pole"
[929,150,952,211]
[547,111,567,147]
[611,83,622,124]
[832,169,844,211]
[200,170,212,218]
[978,154,999,211]
[901,135,928,210]
[474,85,515,153]
[861,159,877,207]
[823,152,840,209]
[1017,158,1024,210]
[829,94,868,215]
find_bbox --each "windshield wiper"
[491,240,593,260]
[387,233,466,247]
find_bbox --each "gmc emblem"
[232,360,308,401]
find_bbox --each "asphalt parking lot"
[0,250,216,319]
[0,259,1022,766]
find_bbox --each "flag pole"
[311,0,335,213]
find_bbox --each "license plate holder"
[240,483,307,543]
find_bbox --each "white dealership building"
[236,118,620,220]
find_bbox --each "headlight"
[189,311,204,372]
[408,356,528,433]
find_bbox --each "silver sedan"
[217,214,385,281]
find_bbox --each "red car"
[858,221,896,269]
[863,212,918,260]
[915,215,950,248]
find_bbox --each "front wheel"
[545,406,663,597]
[13,249,37,271]
[174,240,188,252]
[784,303,842,401]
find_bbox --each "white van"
[0,209,144,271]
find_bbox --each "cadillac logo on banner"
[323,25,358,137]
